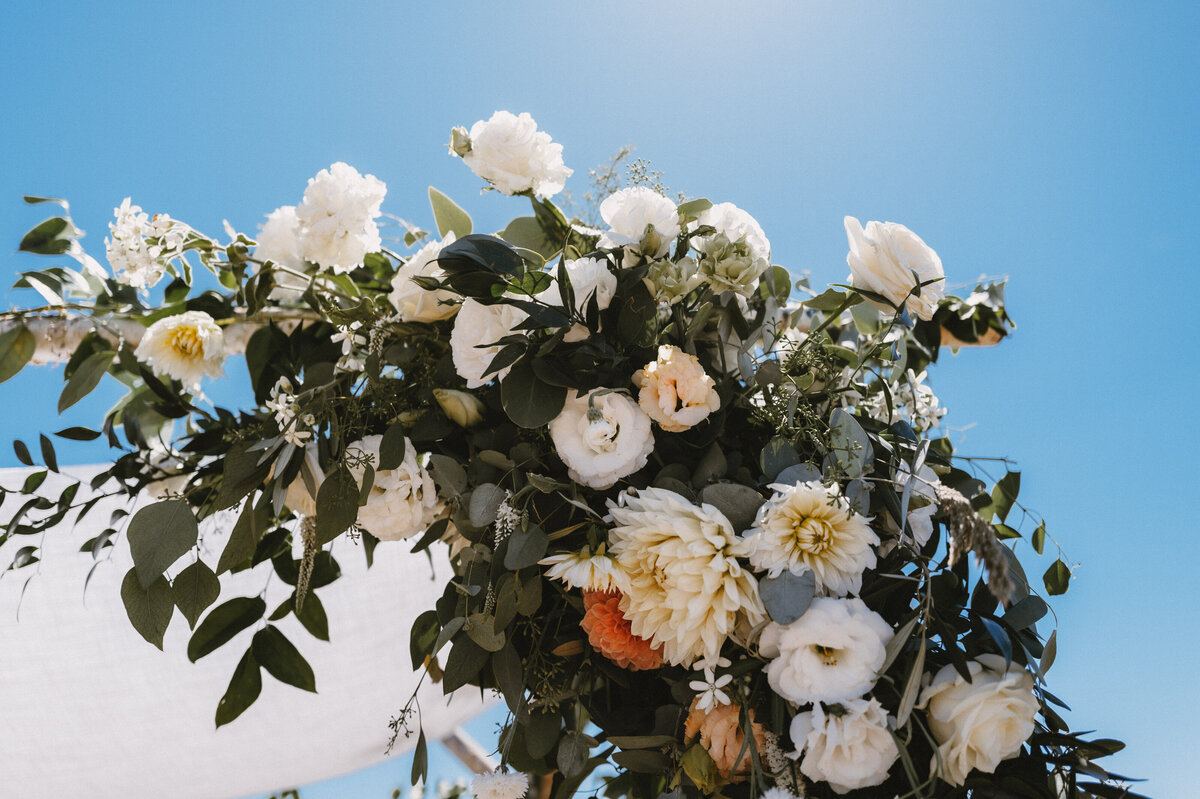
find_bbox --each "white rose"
[548,389,654,490]
[390,232,459,323]
[789,698,899,794]
[458,111,572,198]
[538,257,617,342]
[844,216,945,321]
[134,310,225,392]
[760,597,892,705]
[295,162,386,274]
[633,345,720,432]
[598,187,681,260]
[345,435,439,541]
[449,299,528,388]
[918,654,1039,787]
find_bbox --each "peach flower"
[684,697,769,781]
[580,591,663,671]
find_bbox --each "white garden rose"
[918,654,1039,787]
[458,111,572,198]
[598,187,681,260]
[295,162,386,274]
[389,232,459,322]
[548,389,653,489]
[760,597,893,705]
[449,299,528,388]
[606,486,766,667]
[134,310,225,392]
[788,698,898,794]
[844,216,945,321]
[255,205,310,302]
[745,481,879,596]
[633,345,720,432]
[344,434,438,541]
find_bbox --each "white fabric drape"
[0,466,490,799]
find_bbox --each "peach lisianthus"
[580,591,663,671]
[684,697,769,781]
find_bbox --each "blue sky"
[2,2,1197,796]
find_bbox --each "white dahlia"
[539,545,626,593]
[457,111,572,198]
[134,310,225,392]
[789,698,898,794]
[606,487,766,667]
[548,389,653,490]
[745,481,879,596]
[390,232,459,323]
[471,770,529,799]
[449,299,528,388]
[295,162,386,274]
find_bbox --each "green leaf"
[410,610,440,670]
[557,730,591,778]
[173,559,221,629]
[676,198,713,220]
[442,636,489,692]
[188,596,267,662]
[377,423,409,472]
[53,426,102,441]
[428,186,473,239]
[696,483,764,534]
[0,324,36,384]
[501,359,568,429]
[465,612,506,652]
[680,745,720,794]
[38,434,57,473]
[1032,522,1046,555]
[829,408,873,478]
[19,216,73,255]
[991,471,1021,523]
[315,465,359,545]
[504,522,548,570]
[499,216,557,259]
[127,499,199,588]
[57,349,114,413]
[1040,629,1058,675]
[12,438,33,466]
[215,441,271,510]
[469,483,507,528]
[759,570,816,624]
[121,568,174,649]
[296,592,329,641]
[1043,558,1071,596]
[215,648,262,728]
[216,497,267,575]
[411,730,428,786]
[895,640,926,727]
[493,642,524,713]
[252,625,316,692]
[1003,595,1049,631]
[526,708,560,758]
[759,437,801,481]
[804,288,851,311]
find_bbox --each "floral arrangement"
[0,110,1143,798]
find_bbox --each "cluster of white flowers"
[254,205,309,301]
[344,435,438,541]
[105,198,190,289]
[264,376,315,446]
[295,162,387,274]
[453,111,572,198]
[844,216,945,321]
[547,389,654,490]
[861,368,947,432]
[133,310,225,392]
[332,321,369,373]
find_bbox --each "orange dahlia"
[683,696,769,781]
[580,590,664,671]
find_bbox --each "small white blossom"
[861,368,946,432]
[105,198,190,289]
[689,658,734,712]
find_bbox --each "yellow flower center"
[812,644,841,667]
[168,325,203,359]
[787,510,837,556]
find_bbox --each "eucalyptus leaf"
[315,465,359,545]
[774,462,823,486]
[696,483,764,534]
[759,570,816,624]
[1003,595,1049,631]
[465,612,506,652]
[428,187,473,239]
[759,437,801,481]
[501,359,567,429]
[829,408,873,478]
[0,325,36,384]
[895,641,926,728]
[215,648,262,728]
[492,642,524,713]
[504,523,548,570]
[377,423,409,471]
[1044,558,1071,596]
[469,483,507,528]
[57,349,114,412]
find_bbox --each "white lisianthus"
[918,654,1039,787]
[344,434,438,541]
[644,256,703,305]
[255,205,310,302]
[598,187,681,260]
[844,216,945,321]
[471,770,529,799]
[760,597,893,705]
[106,198,189,289]
[606,486,766,667]
[788,698,899,794]
[692,202,772,296]
[694,202,772,264]
[745,481,879,596]
[134,310,225,392]
[449,299,528,388]
[548,389,654,489]
[390,232,459,322]
[457,111,572,198]
[538,545,626,593]
[633,345,720,432]
[295,162,386,274]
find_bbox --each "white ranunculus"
[789,698,899,794]
[606,486,766,667]
[389,232,459,322]
[760,597,893,705]
[134,310,225,392]
[458,111,572,198]
[344,434,438,541]
[844,216,945,321]
[918,654,1039,787]
[548,389,653,490]
[598,187,681,260]
[295,162,386,274]
[745,481,879,596]
[633,345,720,432]
[449,299,528,388]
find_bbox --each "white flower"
[598,187,681,260]
[633,345,721,432]
[789,698,899,794]
[644,256,703,305]
[844,216,945,321]
[759,789,801,799]
[691,202,771,297]
[471,770,528,799]
[134,310,224,391]
[432,388,486,428]
[548,389,654,490]
[390,232,460,322]
[538,256,617,342]
[255,205,309,301]
[457,111,572,198]
[745,481,879,596]
[295,162,386,274]
[449,299,528,388]
[105,198,188,289]
[892,461,940,548]
[606,487,766,667]
[861,368,946,432]
[918,654,1039,787]
[694,202,771,264]
[539,545,625,593]
[760,597,892,705]
[344,435,439,541]
[689,658,734,712]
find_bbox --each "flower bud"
[448,126,472,158]
[433,388,486,427]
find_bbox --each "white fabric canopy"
[0,466,491,799]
